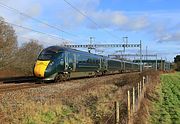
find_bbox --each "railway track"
[0,76,38,83]
[0,76,103,94]
[0,72,140,94]
[0,83,46,94]
[0,76,43,93]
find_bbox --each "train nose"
[34,60,50,78]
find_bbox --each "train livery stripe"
[34,60,50,78]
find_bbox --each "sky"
[0,0,180,61]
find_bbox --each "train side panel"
[34,46,140,81]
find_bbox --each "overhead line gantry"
[64,40,143,72]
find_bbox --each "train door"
[121,60,123,71]
[72,53,76,71]
[56,52,65,71]
[67,52,76,72]
[99,58,102,70]
[64,52,69,71]
[102,57,108,71]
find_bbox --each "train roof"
[43,46,104,57]
[43,46,139,65]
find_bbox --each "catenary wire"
[63,0,120,40]
[0,2,78,37]
[3,21,70,42]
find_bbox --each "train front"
[33,46,65,81]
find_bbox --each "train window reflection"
[38,50,63,60]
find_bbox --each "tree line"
[0,17,43,75]
[174,55,180,71]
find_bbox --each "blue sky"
[0,0,179,61]
[99,0,180,11]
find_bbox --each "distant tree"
[0,17,18,69]
[174,55,180,71]
[14,40,43,75]
[174,55,180,63]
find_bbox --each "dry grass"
[133,70,161,124]
[0,72,154,124]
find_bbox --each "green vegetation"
[23,103,92,124]
[150,72,180,124]
[174,55,180,71]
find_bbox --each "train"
[33,46,140,82]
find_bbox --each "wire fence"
[95,75,149,124]
[74,75,149,124]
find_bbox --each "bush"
[14,40,43,75]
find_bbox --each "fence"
[114,75,149,124]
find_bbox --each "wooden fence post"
[115,101,120,124]
[143,76,145,87]
[142,77,145,91]
[128,90,131,123]
[132,87,135,113]
[140,81,142,94]
[138,83,140,97]
[146,75,148,83]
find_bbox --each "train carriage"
[34,46,140,82]
[107,59,123,74]
[34,46,105,82]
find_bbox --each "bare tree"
[0,17,18,69]
[14,40,43,75]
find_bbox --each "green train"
[34,46,139,82]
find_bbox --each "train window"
[82,57,86,64]
[69,57,73,63]
[68,53,74,63]
[91,59,93,64]
[96,60,99,64]
[78,55,86,64]
[38,50,60,60]
[89,58,92,64]
[38,54,53,60]
[90,59,93,63]
[87,58,90,63]
[79,60,82,64]
[93,59,96,64]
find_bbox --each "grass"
[1,72,145,124]
[1,83,117,124]
[22,103,93,124]
[150,72,180,124]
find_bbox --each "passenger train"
[33,46,139,82]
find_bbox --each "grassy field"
[150,72,180,124]
[0,73,143,124]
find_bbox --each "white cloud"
[0,0,180,46]
[17,31,72,47]
[157,31,180,42]
[26,3,42,17]
[112,11,128,26]
[55,1,151,32]
[88,10,128,29]
[0,0,42,24]
[57,5,150,32]
[128,16,150,30]
[57,0,100,28]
